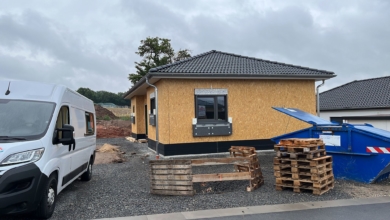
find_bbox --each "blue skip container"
[271,107,390,183]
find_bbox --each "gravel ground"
[4,137,390,219]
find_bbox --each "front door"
[54,105,72,187]
[145,105,148,136]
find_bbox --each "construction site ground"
[18,105,387,219]
[6,101,389,220]
[94,105,132,139]
[8,137,384,220]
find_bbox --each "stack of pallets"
[229,146,264,192]
[274,138,334,195]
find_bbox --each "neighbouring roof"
[320,76,390,111]
[124,50,335,99]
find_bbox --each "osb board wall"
[131,95,146,134]
[150,79,315,144]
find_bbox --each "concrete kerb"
[96,196,390,220]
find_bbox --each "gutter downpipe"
[316,80,325,117]
[146,76,159,159]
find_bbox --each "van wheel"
[35,174,57,219]
[81,159,92,181]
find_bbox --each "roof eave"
[321,106,390,111]
[123,73,335,99]
[149,73,336,80]
[123,77,147,99]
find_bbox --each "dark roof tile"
[124,50,335,99]
[149,50,334,76]
[320,76,390,110]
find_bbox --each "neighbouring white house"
[319,76,390,131]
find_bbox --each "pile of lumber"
[230,146,264,192]
[274,138,334,195]
[149,146,264,196]
[126,137,148,143]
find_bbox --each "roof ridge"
[320,75,390,95]
[149,50,216,72]
[212,50,334,74]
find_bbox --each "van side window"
[56,106,69,138]
[85,112,95,135]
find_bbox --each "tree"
[76,88,129,106]
[128,37,191,84]
[77,88,96,101]
[174,49,191,62]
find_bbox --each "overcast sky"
[0,0,389,93]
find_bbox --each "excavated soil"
[94,143,125,164]
[95,104,118,120]
[94,105,132,138]
[96,119,132,138]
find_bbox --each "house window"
[85,112,95,135]
[150,98,156,115]
[195,95,227,122]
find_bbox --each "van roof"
[0,80,89,104]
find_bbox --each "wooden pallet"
[273,156,332,166]
[149,146,264,196]
[274,169,333,181]
[230,146,264,191]
[229,146,257,157]
[276,149,326,159]
[275,161,332,174]
[279,138,324,146]
[273,163,293,172]
[276,175,334,188]
[138,139,148,143]
[150,159,194,196]
[276,174,334,186]
[276,181,334,195]
[275,168,332,176]
[291,162,332,174]
[275,144,325,153]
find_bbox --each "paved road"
[100,196,390,220]
[198,202,390,220]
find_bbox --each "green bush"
[119,116,131,121]
[103,115,111,121]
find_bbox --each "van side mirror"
[53,124,75,145]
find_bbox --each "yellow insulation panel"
[151,79,315,144]
[146,81,170,143]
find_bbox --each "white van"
[0,80,96,219]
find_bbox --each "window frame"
[195,95,228,123]
[85,112,95,136]
[150,97,156,115]
[56,105,70,139]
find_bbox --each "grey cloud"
[0,10,131,92]
[1,0,389,94]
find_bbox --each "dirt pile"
[95,143,124,164]
[106,107,131,117]
[97,143,120,153]
[96,119,132,138]
[95,104,118,120]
